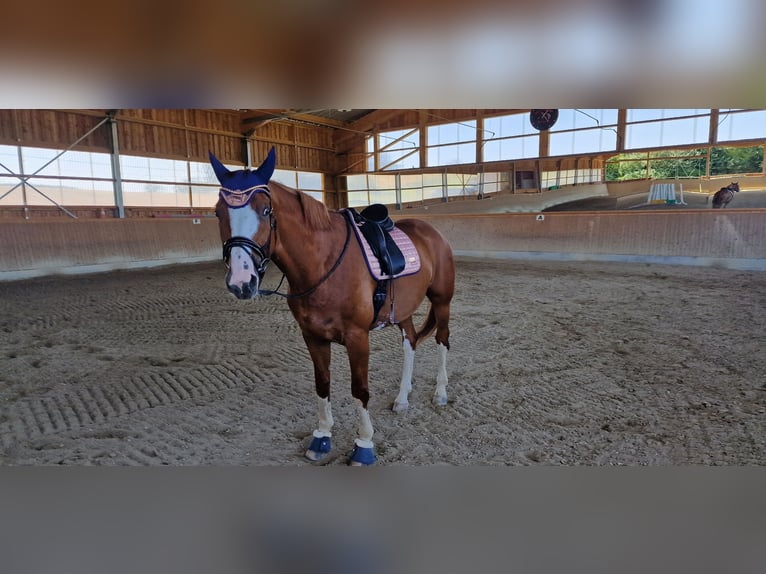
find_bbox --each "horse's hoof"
[392,400,409,413]
[432,394,448,407]
[305,435,332,461]
[348,441,376,466]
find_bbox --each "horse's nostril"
[243,276,259,299]
[227,283,243,299]
[227,276,259,300]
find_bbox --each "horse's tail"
[413,304,438,348]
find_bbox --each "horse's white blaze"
[316,396,333,435]
[354,398,374,444]
[434,342,448,405]
[227,207,260,286]
[394,336,415,409]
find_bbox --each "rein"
[260,215,352,299]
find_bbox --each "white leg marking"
[393,335,415,413]
[355,398,374,447]
[305,397,334,461]
[433,342,448,406]
[316,396,333,435]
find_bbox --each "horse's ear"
[255,147,276,182]
[209,151,230,184]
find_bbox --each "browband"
[219,184,270,209]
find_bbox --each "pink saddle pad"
[350,223,421,280]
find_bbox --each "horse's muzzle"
[226,270,260,299]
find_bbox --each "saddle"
[343,204,419,327]
[353,204,405,277]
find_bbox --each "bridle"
[220,184,276,287]
[219,184,351,299]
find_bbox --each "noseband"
[222,234,272,278]
[220,185,275,283]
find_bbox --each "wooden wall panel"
[0,108,369,178]
[117,121,241,163]
[0,110,18,144]
[407,210,766,265]
[0,218,222,280]
[247,120,336,173]
[188,132,243,165]
[185,109,240,133]
[4,211,765,281]
[540,158,559,171]
[5,110,111,151]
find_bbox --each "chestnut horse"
[712,182,739,208]
[210,148,455,465]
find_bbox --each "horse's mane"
[272,180,333,231]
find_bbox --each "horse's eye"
[262,207,272,217]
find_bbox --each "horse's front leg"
[393,317,416,413]
[346,329,377,466]
[303,334,334,462]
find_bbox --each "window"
[422,173,444,200]
[717,109,766,142]
[4,147,117,207]
[483,136,538,161]
[400,173,424,204]
[345,174,397,207]
[549,109,618,155]
[120,155,190,182]
[122,181,191,207]
[347,191,369,207]
[625,109,710,149]
[0,145,22,205]
[368,174,396,204]
[552,109,618,131]
[481,172,505,194]
[627,109,708,122]
[427,121,476,167]
[189,160,218,185]
[550,128,617,156]
[541,171,558,188]
[19,148,113,179]
[0,144,20,173]
[446,173,479,197]
[273,169,324,202]
[378,128,419,170]
[191,185,219,208]
[483,114,539,161]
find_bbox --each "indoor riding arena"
[2,109,765,466]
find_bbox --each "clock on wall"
[530,109,559,131]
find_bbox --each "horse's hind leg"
[393,317,417,413]
[303,335,334,462]
[432,300,451,407]
[394,303,450,410]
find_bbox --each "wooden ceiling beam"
[240,109,347,132]
[334,109,411,150]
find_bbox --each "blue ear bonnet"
[209,147,276,191]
